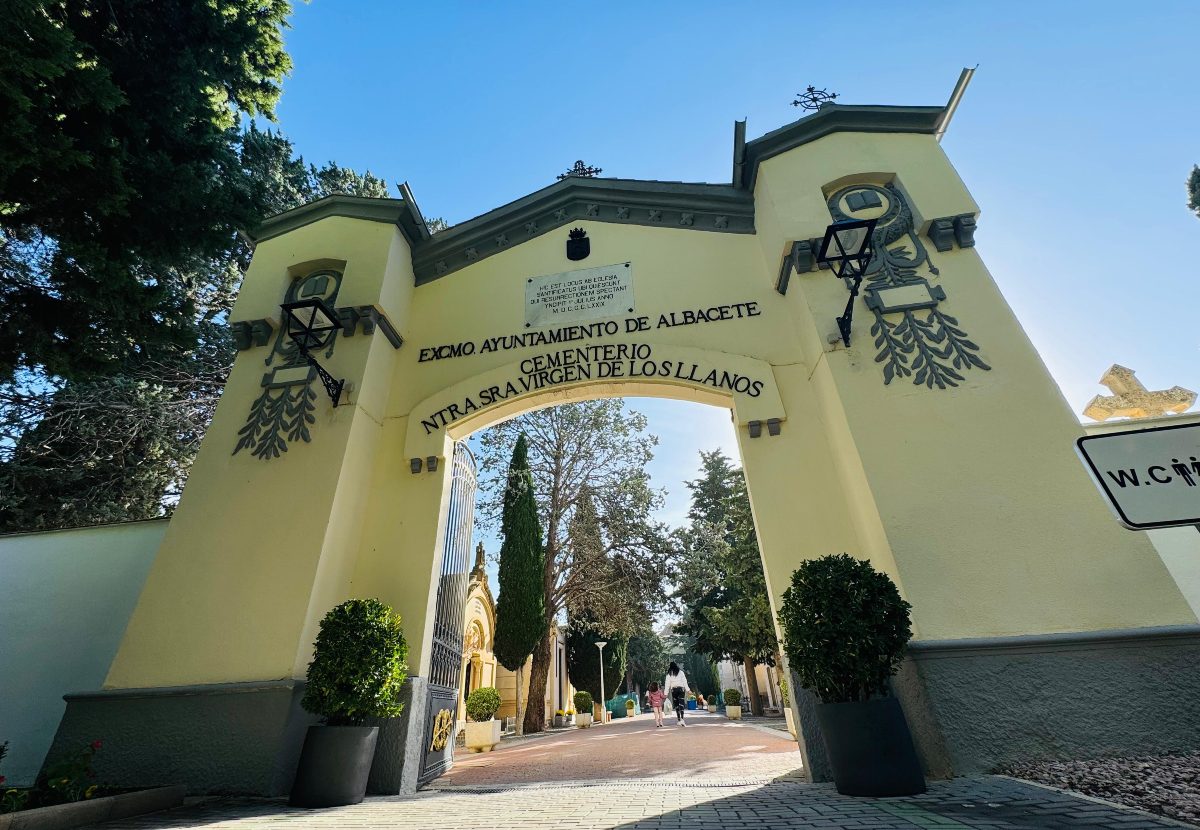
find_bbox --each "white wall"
[0,520,165,785]
[1148,526,1200,617]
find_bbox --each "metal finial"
[791,86,839,111]
[558,160,603,180]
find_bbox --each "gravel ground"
[1001,753,1200,826]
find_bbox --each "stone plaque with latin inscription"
[525,262,633,328]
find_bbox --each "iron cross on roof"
[1083,365,1197,421]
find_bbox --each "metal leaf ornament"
[829,184,989,388]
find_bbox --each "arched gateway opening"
[47,102,1198,797]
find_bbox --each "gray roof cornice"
[250,104,945,284]
[411,177,754,284]
[736,104,945,189]
[251,194,429,245]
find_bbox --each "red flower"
[0,775,6,785]
[91,740,103,751]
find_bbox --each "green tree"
[476,401,671,733]
[675,651,720,699]
[1188,165,1200,219]
[0,129,389,532]
[673,450,778,715]
[566,612,627,706]
[0,0,294,382]
[625,626,667,694]
[492,435,546,733]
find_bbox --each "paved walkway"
[79,712,1190,829]
[435,709,803,787]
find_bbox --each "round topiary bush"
[465,687,501,722]
[779,553,912,703]
[573,690,593,713]
[624,699,635,710]
[723,688,742,706]
[301,598,408,726]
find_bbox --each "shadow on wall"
[0,520,166,785]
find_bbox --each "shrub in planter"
[573,691,594,728]
[723,687,742,720]
[624,699,636,717]
[779,675,798,739]
[291,598,408,808]
[779,554,924,797]
[464,687,502,753]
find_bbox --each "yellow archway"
[57,102,1196,798]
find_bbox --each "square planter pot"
[726,705,742,720]
[465,719,502,753]
[814,697,925,797]
[290,725,379,808]
[576,713,593,728]
[686,700,697,710]
[552,715,565,728]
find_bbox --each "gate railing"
[419,441,477,785]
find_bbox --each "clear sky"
[269,2,1200,547]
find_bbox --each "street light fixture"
[280,298,347,406]
[595,641,607,723]
[816,217,878,347]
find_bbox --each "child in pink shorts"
[647,682,667,727]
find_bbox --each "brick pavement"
[434,709,804,788]
[78,778,1190,829]
[76,712,1191,829]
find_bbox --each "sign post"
[1076,422,1200,530]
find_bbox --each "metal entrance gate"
[417,442,477,785]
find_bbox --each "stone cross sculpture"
[1082,365,1196,421]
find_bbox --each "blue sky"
[271,2,1200,539]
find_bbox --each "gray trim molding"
[737,104,945,190]
[907,624,1200,658]
[926,213,977,252]
[250,105,950,286]
[410,178,754,284]
[253,196,420,245]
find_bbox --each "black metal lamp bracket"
[299,345,345,407]
[835,273,864,347]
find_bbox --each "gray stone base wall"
[789,625,1200,782]
[904,625,1200,775]
[47,678,422,796]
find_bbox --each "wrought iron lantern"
[817,218,878,347]
[280,298,346,406]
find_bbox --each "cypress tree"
[492,435,547,730]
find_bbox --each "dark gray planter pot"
[814,697,925,797]
[289,725,379,808]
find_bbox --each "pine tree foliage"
[1188,165,1200,220]
[0,129,389,532]
[0,0,295,382]
[565,611,627,704]
[493,435,547,672]
[672,450,779,709]
[625,626,667,692]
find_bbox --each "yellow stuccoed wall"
[104,127,1195,693]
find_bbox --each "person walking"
[664,661,690,726]
[647,681,667,728]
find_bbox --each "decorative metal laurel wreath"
[828,183,990,388]
[233,270,343,458]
